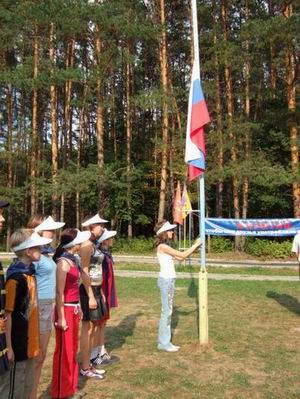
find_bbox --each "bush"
[112,236,293,259]
[208,236,234,253]
[113,237,154,254]
[244,238,292,258]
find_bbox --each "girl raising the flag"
[154,220,201,352]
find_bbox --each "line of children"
[0,206,119,399]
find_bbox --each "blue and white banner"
[205,218,300,237]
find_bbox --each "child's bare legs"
[30,330,51,399]
[80,320,95,370]
[90,322,107,360]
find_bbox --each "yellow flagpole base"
[199,269,209,345]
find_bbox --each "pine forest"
[0,0,299,244]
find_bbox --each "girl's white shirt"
[157,249,176,279]
[292,232,300,261]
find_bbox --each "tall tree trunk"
[76,103,85,228]
[157,0,169,222]
[283,4,300,216]
[169,116,175,205]
[126,43,133,237]
[31,28,39,215]
[64,38,75,162]
[254,77,263,122]
[213,0,224,217]
[242,0,250,220]
[154,127,158,189]
[15,90,25,187]
[60,38,75,221]
[50,23,59,220]
[168,76,182,131]
[95,28,105,212]
[111,76,117,161]
[269,42,276,98]
[268,1,276,98]
[6,84,13,250]
[96,84,104,205]
[6,84,13,193]
[221,0,240,248]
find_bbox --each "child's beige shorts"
[38,299,55,333]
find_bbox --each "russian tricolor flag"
[185,57,210,181]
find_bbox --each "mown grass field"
[38,276,300,399]
[3,258,299,276]
[114,262,299,277]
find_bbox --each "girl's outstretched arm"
[158,238,201,261]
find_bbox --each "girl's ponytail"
[53,228,78,262]
[53,244,64,262]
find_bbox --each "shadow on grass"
[171,276,199,336]
[106,312,143,352]
[266,291,300,315]
[172,306,196,330]
[38,313,143,399]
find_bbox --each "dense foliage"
[0,0,299,244]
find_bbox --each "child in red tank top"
[51,228,92,399]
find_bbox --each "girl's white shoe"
[157,343,179,352]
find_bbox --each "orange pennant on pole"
[173,181,183,225]
[181,183,192,219]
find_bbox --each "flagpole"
[189,210,192,266]
[191,0,209,345]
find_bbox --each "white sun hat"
[156,221,177,236]
[62,229,91,249]
[98,228,117,244]
[34,216,65,233]
[82,214,108,227]
[12,232,53,252]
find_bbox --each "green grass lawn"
[3,259,299,276]
[38,276,300,398]
[115,262,299,277]
[3,259,299,281]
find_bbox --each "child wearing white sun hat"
[79,214,109,378]
[154,220,201,352]
[89,228,119,368]
[51,228,99,399]
[5,229,53,399]
[26,214,65,399]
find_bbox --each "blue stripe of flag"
[192,78,204,105]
